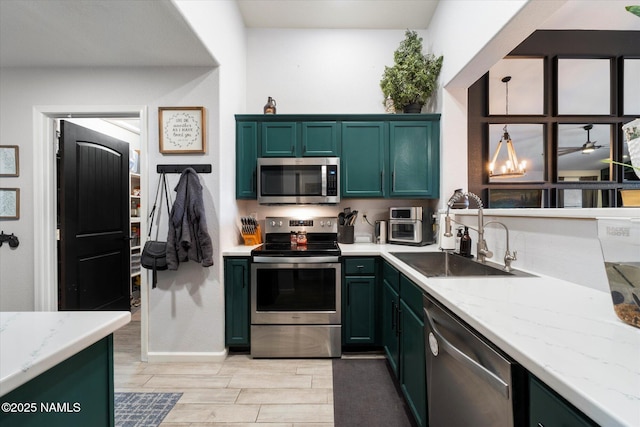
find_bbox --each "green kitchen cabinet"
[301,121,339,156]
[389,121,440,198]
[382,278,400,376]
[399,275,427,427]
[0,336,115,427]
[342,257,378,345]
[224,257,250,347]
[529,375,598,427]
[261,122,297,157]
[236,121,258,199]
[341,121,387,197]
[381,260,427,427]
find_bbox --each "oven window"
[390,223,416,240]
[261,165,323,196]
[256,268,336,311]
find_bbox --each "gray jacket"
[167,168,214,270]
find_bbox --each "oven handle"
[252,256,341,264]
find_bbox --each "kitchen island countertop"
[223,242,640,427]
[0,311,131,396]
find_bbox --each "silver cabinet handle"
[423,307,510,399]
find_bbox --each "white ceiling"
[0,0,438,68]
[0,0,217,67]
[237,0,438,29]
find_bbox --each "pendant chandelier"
[488,76,527,178]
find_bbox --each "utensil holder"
[338,225,354,244]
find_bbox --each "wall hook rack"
[0,231,19,248]
[157,164,212,174]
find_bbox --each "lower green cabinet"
[382,265,400,376]
[529,375,598,427]
[381,260,427,427]
[224,257,250,347]
[399,276,427,427]
[0,336,115,427]
[343,276,376,344]
[342,257,378,345]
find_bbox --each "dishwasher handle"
[423,307,510,399]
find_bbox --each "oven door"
[389,220,422,244]
[251,260,341,325]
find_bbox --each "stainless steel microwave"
[257,157,340,204]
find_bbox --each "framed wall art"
[159,107,206,154]
[0,188,20,219]
[0,145,19,177]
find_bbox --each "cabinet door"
[382,280,400,377]
[236,122,258,199]
[301,122,339,156]
[389,121,439,198]
[261,122,297,157]
[529,376,598,427]
[224,258,250,346]
[343,276,376,344]
[400,298,427,427]
[341,122,387,197]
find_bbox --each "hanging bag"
[141,173,171,288]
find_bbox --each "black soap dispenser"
[460,226,472,258]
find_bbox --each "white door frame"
[33,105,149,361]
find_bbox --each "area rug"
[114,392,182,427]
[332,358,416,427]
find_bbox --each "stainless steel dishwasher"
[423,294,526,427]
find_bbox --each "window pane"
[489,58,544,115]
[488,123,544,183]
[558,59,610,115]
[557,124,612,182]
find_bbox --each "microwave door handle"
[321,164,327,196]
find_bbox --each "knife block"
[242,225,262,246]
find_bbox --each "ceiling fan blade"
[558,147,584,156]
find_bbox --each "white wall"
[246,29,419,114]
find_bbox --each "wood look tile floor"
[113,311,334,426]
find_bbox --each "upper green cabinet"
[236,121,258,199]
[261,121,339,157]
[261,122,297,157]
[235,114,440,200]
[389,121,439,198]
[341,122,387,197]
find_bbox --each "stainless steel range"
[250,217,341,358]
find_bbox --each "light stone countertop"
[223,242,640,427]
[0,311,131,396]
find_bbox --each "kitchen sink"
[390,251,535,278]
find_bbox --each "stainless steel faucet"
[444,190,517,270]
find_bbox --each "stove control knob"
[278,220,283,227]
[326,220,332,227]
[270,220,277,227]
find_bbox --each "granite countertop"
[0,311,131,396]
[223,243,640,427]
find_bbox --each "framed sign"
[159,107,206,154]
[0,188,20,219]
[0,145,19,177]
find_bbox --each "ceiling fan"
[558,124,603,156]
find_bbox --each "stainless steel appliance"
[250,217,341,358]
[257,157,340,204]
[423,294,526,427]
[375,220,387,244]
[388,206,433,246]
